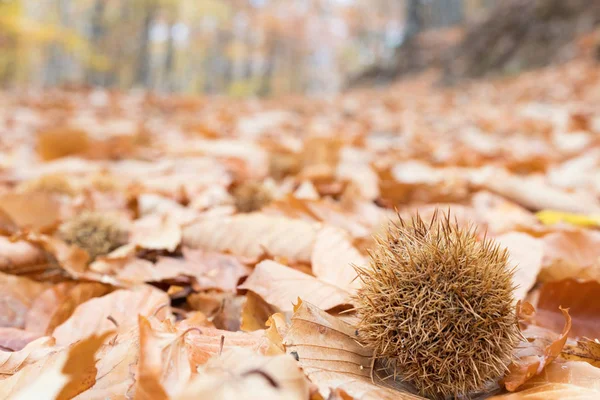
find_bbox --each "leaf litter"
[0,59,600,399]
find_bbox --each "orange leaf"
[503,308,572,391]
[536,279,600,339]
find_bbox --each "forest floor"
[0,58,600,399]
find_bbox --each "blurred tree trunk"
[136,0,157,87]
[163,21,175,92]
[405,0,423,41]
[87,0,106,85]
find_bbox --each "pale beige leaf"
[495,233,544,301]
[174,348,309,400]
[183,214,319,263]
[131,214,181,252]
[311,226,365,292]
[0,336,57,377]
[474,168,600,213]
[178,324,267,366]
[283,301,425,400]
[239,260,352,312]
[74,325,140,400]
[53,286,170,346]
[135,316,188,400]
[0,332,113,400]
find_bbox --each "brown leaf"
[25,282,112,335]
[37,127,91,161]
[495,233,543,301]
[183,214,320,263]
[283,301,425,400]
[503,308,572,391]
[187,291,244,331]
[239,260,352,312]
[24,282,77,333]
[135,316,192,400]
[540,230,600,281]
[75,324,140,399]
[562,338,600,368]
[0,331,113,399]
[241,291,280,332]
[536,279,600,339]
[52,286,170,346]
[0,192,64,231]
[0,236,50,275]
[491,361,600,399]
[173,348,309,400]
[0,272,49,328]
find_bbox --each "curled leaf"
[503,307,572,391]
[536,279,600,339]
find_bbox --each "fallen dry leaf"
[503,307,572,391]
[0,192,65,231]
[25,282,112,335]
[135,315,191,399]
[239,260,352,312]
[241,291,280,332]
[183,214,320,263]
[492,361,600,399]
[474,168,600,214]
[495,233,544,301]
[0,327,42,351]
[0,331,113,400]
[283,301,425,399]
[75,324,140,399]
[0,272,49,329]
[174,347,309,400]
[131,214,181,252]
[311,225,365,292]
[52,286,170,346]
[539,230,600,281]
[0,237,50,275]
[535,279,600,339]
[562,338,600,368]
[0,336,58,377]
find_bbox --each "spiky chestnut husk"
[269,152,301,180]
[355,212,520,399]
[18,174,77,197]
[232,181,273,213]
[58,212,128,260]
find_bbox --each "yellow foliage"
[536,210,600,228]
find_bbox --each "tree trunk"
[136,0,157,87]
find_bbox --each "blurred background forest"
[0,0,496,96]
